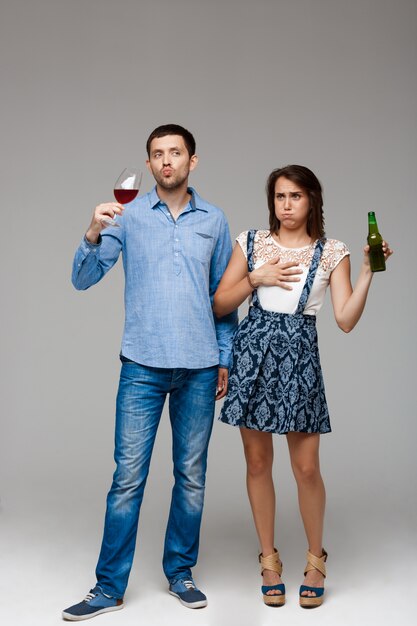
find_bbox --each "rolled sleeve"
[72,229,123,290]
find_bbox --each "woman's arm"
[213,243,303,318]
[330,242,392,333]
[213,245,252,317]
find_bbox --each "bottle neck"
[368,212,379,235]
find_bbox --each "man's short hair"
[146,124,196,158]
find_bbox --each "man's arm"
[72,202,124,290]
[210,214,238,378]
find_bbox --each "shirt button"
[175,252,179,256]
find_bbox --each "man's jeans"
[95,359,218,598]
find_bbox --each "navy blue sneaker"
[62,585,124,621]
[169,578,207,609]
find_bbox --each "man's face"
[146,135,197,190]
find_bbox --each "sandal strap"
[299,584,324,598]
[259,548,283,576]
[304,549,327,578]
[262,583,285,594]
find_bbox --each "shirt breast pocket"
[190,231,214,264]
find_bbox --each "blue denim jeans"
[95,359,218,598]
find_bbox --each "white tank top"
[237,230,349,315]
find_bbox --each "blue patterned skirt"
[220,305,330,434]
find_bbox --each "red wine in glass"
[113,188,138,204]
[101,167,143,228]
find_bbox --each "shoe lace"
[83,591,97,603]
[182,580,196,590]
[83,587,113,603]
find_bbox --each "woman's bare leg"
[286,432,325,597]
[240,427,282,595]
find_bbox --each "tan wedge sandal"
[299,549,328,608]
[259,549,286,607]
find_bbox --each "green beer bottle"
[367,211,386,272]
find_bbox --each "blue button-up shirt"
[72,187,237,369]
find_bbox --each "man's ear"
[189,154,198,172]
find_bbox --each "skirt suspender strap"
[296,238,326,314]
[247,230,261,308]
[247,232,326,315]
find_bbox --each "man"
[63,125,237,621]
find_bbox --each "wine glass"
[101,167,143,227]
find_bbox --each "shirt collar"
[149,186,208,213]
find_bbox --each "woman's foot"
[263,569,284,596]
[259,549,286,606]
[300,569,324,597]
[299,549,327,608]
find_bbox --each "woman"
[214,165,392,608]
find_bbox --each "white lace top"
[237,230,349,315]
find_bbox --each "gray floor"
[1,465,415,626]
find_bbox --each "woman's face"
[274,176,310,231]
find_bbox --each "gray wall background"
[0,1,416,624]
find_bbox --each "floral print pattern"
[220,231,331,435]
